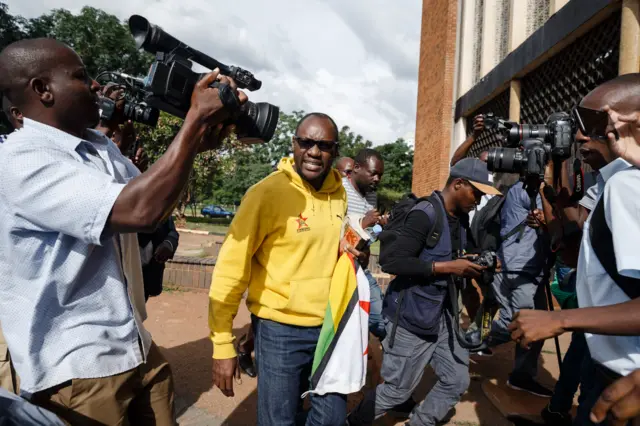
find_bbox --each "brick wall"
[163,255,392,292]
[412,0,459,196]
[163,256,215,290]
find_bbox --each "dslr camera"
[101,15,279,143]
[483,112,576,180]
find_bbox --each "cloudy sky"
[7,0,422,145]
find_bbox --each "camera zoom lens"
[487,147,525,174]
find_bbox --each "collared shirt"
[0,118,151,393]
[577,158,640,376]
[498,181,548,278]
[342,176,377,216]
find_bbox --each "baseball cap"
[450,158,501,195]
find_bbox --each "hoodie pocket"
[284,278,331,320]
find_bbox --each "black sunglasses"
[294,137,338,153]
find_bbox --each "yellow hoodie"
[208,157,347,359]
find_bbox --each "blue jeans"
[549,332,591,413]
[365,269,386,340]
[252,316,347,426]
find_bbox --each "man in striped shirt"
[342,149,387,339]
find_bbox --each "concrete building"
[412,0,640,195]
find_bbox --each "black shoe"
[238,352,257,378]
[388,397,417,419]
[507,376,553,398]
[540,403,572,425]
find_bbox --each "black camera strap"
[589,197,640,299]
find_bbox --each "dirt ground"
[145,289,573,426]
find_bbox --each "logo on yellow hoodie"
[296,213,311,233]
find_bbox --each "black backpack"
[469,189,525,254]
[378,193,444,273]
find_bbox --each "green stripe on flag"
[311,303,335,375]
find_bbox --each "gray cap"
[450,158,501,195]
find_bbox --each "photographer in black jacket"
[348,158,500,426]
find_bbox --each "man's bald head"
[0,38,78,106]
[0,38,101,136]
[336,157,354,177]
[295,112,339,141]
[581,73,640,113]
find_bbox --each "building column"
[550,0,569,14]
[619,0,640,75]
[509,79,522,122]
[458,0,477,95]
[411,0,459,196]
[451,118,468,162]
[481,0,499,76]
[509,0,528,52]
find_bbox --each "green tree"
[0,2,26,49]
[377,138,414,194]
[135,113,238,221]
[32,7,153,77]
[338,125,373,158]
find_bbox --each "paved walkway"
[145,290,573,425]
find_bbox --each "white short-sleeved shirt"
[577,158,640,376]
[0,118,150,393]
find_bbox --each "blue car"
[201,205,235,219]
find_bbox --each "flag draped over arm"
[303,253,370,397]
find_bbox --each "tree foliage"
[0,2,414,207]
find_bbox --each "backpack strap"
[424,194,445,249]
[589,197,640,299]
[500,221,527,244]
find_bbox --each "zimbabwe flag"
[303,252,370,397]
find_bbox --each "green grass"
[181,216,231,235]
[370,241,380,256]
[162,285,189,293]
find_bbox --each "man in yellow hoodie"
[209,112,348,425]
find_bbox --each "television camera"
[98,15,279,144]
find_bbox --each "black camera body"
[485,112,576,179]
[474,250,497,269]
[97,72,160,127]
[125,15,279,143]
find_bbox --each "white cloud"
[6,0,421,144]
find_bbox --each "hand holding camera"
[472,114,485,138]
[435,257,486,279]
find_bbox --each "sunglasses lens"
[296,138,336,152]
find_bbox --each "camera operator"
[0,38,243,425]
[509,73,640,426]
[95,88,180,302]
[482,173,553,397]
[347,158,500,426]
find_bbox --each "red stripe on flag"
[359,301,370,314]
